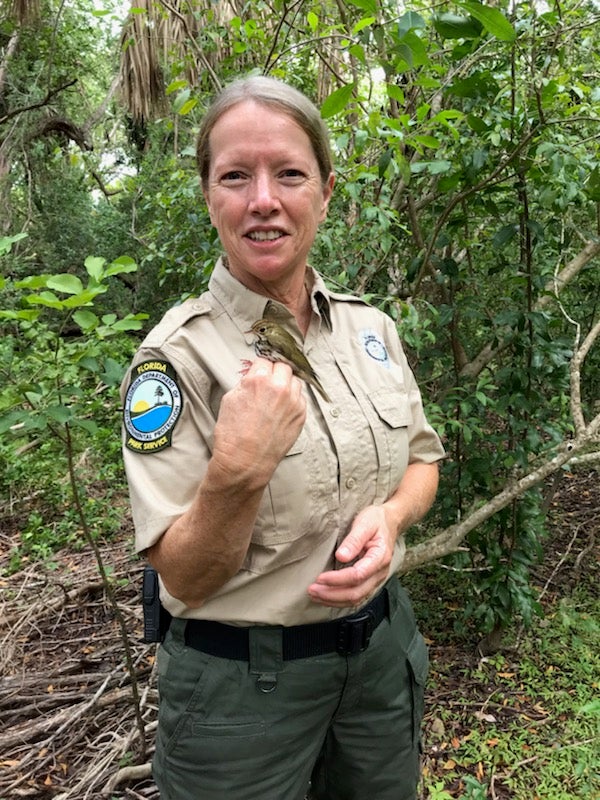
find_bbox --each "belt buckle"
[336,610,375,656]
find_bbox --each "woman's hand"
[307,504,395,609]
[307,461,440,609]
[211,356,307,490]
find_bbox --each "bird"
[247,318,331,402]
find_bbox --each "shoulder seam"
[143,298,212,348]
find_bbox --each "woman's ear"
[320,172,335,220]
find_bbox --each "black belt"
[184,589,389,660]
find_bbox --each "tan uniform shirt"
[121,259,445,625]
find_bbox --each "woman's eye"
[279,169,305,183]
[221,171,245,182]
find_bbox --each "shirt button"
[330,406,340,418]
[345,477,356,489]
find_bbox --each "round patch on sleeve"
[123,360,183,453]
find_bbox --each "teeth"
[247,230,283,241]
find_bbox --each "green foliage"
[420,585,600,799]
[0,235,143,568]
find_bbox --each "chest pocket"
[369,389,412,427]
[242,426,336,574]
[367,389,412,499]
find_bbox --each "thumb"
[336,519,373,564]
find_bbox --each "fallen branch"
[104,763,153,793]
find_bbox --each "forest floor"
[0,469,598,800]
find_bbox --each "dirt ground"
[0,469,597,799]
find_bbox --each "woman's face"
[203,100,334,294]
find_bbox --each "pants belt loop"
[249,626,284,693]
[170,616,187,644]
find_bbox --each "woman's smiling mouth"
[246,229,286,242]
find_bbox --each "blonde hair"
[196,75,334,189]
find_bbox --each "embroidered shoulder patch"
[359,329,390,368]
[123,360,183,453]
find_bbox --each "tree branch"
[401,433,594,572]
[403,310,600,571]
[412,127,539,293]
[0,79,77,127]
[571,317,600,434]
[458,239,600,380]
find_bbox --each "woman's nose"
[249,173,280,214]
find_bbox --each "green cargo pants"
[153,577,428,800]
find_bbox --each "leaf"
[62,287,107,308]
[104,256,137,277]
[579,699,600,715]
[493,224,518,250]
[347,0,377,14]
[413,135,440,149]
[173,89,191,113]
[84,256,105,282]
[46,274,84,295]
[386,83,405,104]
[320,84,355,119]
[0,410,27,434]
[26,291,64,309]
[46,406,73,424]
[101,358,126,386]
[352,16,376,35]
[428,160,452,175]
[0,232,27,256]
[111,314,147,331]
[307,11,318,31]
[178,98,198,116]
[0,309,40,321]
[378,148,393,178]
[585,167,600,202]
[73,310,98,331]
[433,13,483,40]
[15,274,53,289]
[166,79,188,96]
[398,31,429,68]
[397,11,426,37]
[72,418,98,434]
[459,1,516,42]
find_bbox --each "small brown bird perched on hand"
[248,318,331,402]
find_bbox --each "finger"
[307,575,385,608]
[247,356,274,377]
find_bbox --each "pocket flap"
[369,390,413,428]
[406,630,429,686]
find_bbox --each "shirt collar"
[208,256,334,332]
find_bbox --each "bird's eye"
[259,325,267,333]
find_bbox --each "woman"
[122,75,445,800]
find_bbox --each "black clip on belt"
[184,589,389,661]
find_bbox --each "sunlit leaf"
[73,310,98,331]
[460,1,516,42]
[321,84,355,119]
[46,274,84,295]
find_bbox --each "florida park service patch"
[124,360,182,453]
